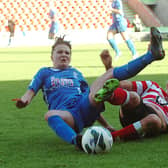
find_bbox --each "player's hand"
[100,49,112,70]
[12,98,28,108]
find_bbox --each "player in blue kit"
[14,37,109,147]
[13,27,165,150]
[48,2,59,40]
[107,0,137,59]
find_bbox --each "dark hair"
[51,36,72,56]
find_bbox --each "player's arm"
[97,114,115,132]
[13,89,35,109]
[13,68,44,109]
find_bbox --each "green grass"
[0,42,168,168]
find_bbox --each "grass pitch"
[0,41,168,168]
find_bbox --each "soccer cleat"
[150,27,165,60]
[94,78,119,103]
[75,134,83,151]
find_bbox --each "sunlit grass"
[0,42,168,168]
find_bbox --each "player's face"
[52,44,71,69]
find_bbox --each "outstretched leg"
[103,27,165,80]
[91,27,165,97]
[114,27,165,81]
[111,114,162,141]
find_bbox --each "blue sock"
[113,51,154,80]
[108,39,120,56]
[48,116,77,144]
[126,39,136,56]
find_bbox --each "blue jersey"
[112,0,124,22]
[29,67,89,109]
[28,67,104,132]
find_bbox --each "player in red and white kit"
[95,78,168,141]
[132,80,168,126]
[94,26,167,141]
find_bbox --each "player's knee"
[107,31,114,40]
[145,114,162,134]
[45,110,59,121]
[45,110,75,129]
[131,92,140,103]
[45,111,52,121]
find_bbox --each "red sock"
[109,88,128,105]
[111,124,139,141]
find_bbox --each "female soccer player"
[13,27,165,149]
[107,0,137,59]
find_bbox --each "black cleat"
[75,134,83,151]
[150,27,165,60]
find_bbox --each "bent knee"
[107,31,114,39]
[44,110,61,121]
[44,110,75,125]
[145,114,163,134]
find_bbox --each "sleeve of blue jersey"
[28,68,45,94]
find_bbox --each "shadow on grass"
[0,73,168,167]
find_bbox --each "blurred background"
[0,0,168,46]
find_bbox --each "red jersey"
[132,81,168,125]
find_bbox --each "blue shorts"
[68,92,105,133]
[109,19,127,33]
